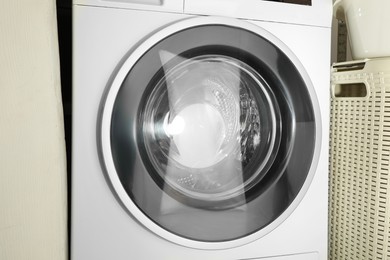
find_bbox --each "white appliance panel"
[72,1,331,259]
[184,0,332,27]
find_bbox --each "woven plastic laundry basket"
[329,58,390,259]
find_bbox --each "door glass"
[141,54,280,209]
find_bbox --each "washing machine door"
[100,17,320,249]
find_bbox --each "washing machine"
[72,0,332,259]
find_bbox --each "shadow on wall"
[56,0,72,259]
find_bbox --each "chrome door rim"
[99,16,322,250]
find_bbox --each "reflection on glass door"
[141,52,279,211]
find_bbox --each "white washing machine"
[72,0,332,259]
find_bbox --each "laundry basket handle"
[332,81,369,99]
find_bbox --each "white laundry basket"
[329,58,390,259]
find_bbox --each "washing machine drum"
[100,18,319,247]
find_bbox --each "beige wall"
[0,1,67,259]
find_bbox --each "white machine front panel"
[184,0,332,27]
[72,4,330,259]
[74,0,331,26]
[74,0,183,12]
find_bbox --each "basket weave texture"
[329,59,390,260]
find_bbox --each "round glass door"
[140,54,281,209]
[100,17,320,248]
